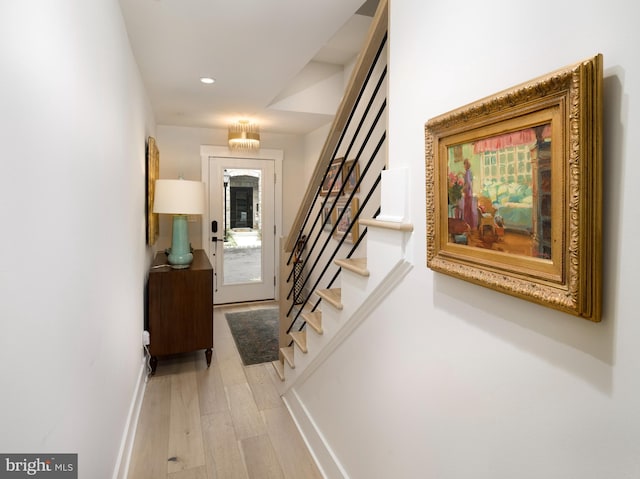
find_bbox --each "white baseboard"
[282,389,349,479]
[112,357,148,479]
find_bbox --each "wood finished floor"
[127,301,323,479]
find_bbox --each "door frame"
[201,146,283,302]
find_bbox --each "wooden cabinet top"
[151,249,212,273]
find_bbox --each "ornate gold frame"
[333,197,359,244]
[343,159,360,194]
[146,136,159,245]
[425,55,602,321]
[320,158,343,196]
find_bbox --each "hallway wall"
[292,0,640,477]
[0,1,156,476]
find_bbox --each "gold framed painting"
[343,159,360,194]
[320,158,343,196]
[322,203,333,233]
[424,54,602,321]
[146,136,159,245]
[333,197,359,244]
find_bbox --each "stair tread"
[335,257,369,277]
[281,346,295,369]
[290,331,308,353]
[301,310,323,334]
[271,360,285,381]
[317,288,343,310]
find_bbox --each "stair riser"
[292,344,313,371]
[366,227,408,274]
[338,273,369,318]
[305,329,324,361]
[339,253,405,314]
[316,304,341,338]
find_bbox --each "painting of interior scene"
[446,124,552,259]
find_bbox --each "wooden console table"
[147,249,213,374]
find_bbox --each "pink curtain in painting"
[540,124,551,139]
[473,128,537,154]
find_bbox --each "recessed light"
[200,77,215,84]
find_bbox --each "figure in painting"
[462,158,475,228]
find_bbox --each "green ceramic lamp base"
[167,215,193,269]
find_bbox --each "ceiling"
[118,0,378,136]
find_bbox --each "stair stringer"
[279,294,343,386]
[278,222,413,392]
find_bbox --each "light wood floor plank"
[155,352,199,377]
[127,376,171,479]
[201,412,249,479]
[245,363,283,411]
[128,302,322,479]
[225,382,267,440]
[195,351,228,416]
[218,356,248,387]
[167,465,208,479]
[167,365,206,473]
[262,407,323,479]
[212,316,238,362]
[240,435,285,479]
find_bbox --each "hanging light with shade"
[228,120,260,150]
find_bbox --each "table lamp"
[153,178,205,268]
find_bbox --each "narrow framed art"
[424,54,602,321]
[146,136,160,245]
[343,159,360,194]
[333,197,359,244]
[322,204,333,233]
[320,158,343,196]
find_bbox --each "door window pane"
[222,168,262,284]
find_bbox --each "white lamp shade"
[153,179,205,215]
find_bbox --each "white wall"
[303,123,332,182]
[155,125,308,252]
[293,1,640,478]
[0,1,155,476]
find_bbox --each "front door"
[207,157,276,304]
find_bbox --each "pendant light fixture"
[228,120,260,150]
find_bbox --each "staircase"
[272,0,401,387]
[273,214,413,387]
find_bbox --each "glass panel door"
[208,158,275,304]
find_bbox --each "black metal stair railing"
[285,35,388,272]
[285,100,386,303]
[279,0,388,353]
[283,98,387,336]
[283,147,385,338]
[286,130,385,319]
